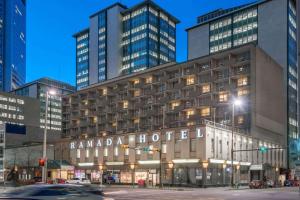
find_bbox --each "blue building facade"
[0,0,26,92]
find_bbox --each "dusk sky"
[26,0,256,86]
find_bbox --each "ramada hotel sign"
[70,128,204,150]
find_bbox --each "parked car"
[33,176,42,183]
[266,179,275,187]
[249,180,264,189]
[66,177,91,184]
[284,180,293,187]
[0,184,104,200]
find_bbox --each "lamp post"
[168,162,174,186]
[231,98,242,188]
[223,163,227,186]
[202,161,209,187]
[42,89,56,183]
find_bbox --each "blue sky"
[26,0,255,86]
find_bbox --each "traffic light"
[259,146,268,153]
[39,158,45,167]
[121,144,129,149]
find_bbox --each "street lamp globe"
[233,99,242,106]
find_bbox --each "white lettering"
[78,141,84,149]
[106,138,113,146]
[196,128,204,138]
[139,134,146,143]
[70,142,76,149]
[181,130,188,140]
[166,131,173,141]
[96,139,102,147]
[117,137,123,145]
[87,140,93,148]
[152,133,160,142]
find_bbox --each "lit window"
[187,121,195,126]
[237,77,248,86]
[186,110,195,118]
[145,76,152,84]
[237,89,249,96]
[201,107,210,117]
[86,149,89,158]
[95,149,99,157]
[134,118,139,124]
[123,101,128,109]
[171,102,180,110]
[133,79,140,85]
[102,88,107,96]
[237,116,244,124]
[125,148,129,156]
[76,149,80,158]
[186,77,195,85]
[202,84,210,93]
[134,90,140,97]
[104,148,108,157]
[219,92,228,102]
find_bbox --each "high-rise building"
[186,0,299,170]
[74,0,179,90]
[0,0,26,92]
[11,77,75,133]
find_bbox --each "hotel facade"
[62,44,287,186]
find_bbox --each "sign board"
[0,124,5,182]
[250,164,263,171]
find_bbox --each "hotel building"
[11,77,75,133]
[62,44,286,185]
[186,0,299,171]
[74,0,178,90]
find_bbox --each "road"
[103,187,300,200]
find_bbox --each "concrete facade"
[187,23,209,59]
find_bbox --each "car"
[66,177,91,184]
[266,179,274,187]
[249,180,264,189]
[284,180,293,187]
[0,184,104,200]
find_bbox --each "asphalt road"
[103,187,300,200]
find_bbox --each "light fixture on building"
[223,163,227,169]
[275,167,279,172]
[202,161,209,169]
[78,162,94,167]
[168,162,174,169]
[236,165,240,170]
[130,163,135,170]
[106,162,124,166]
[138,160,160,165]
[99,164,103,170]
[210,159,225,164]
[172,159,199,164]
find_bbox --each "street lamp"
[231,98,243,188]
[42,89,57,183]
[130,163,135,187]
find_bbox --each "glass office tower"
[0,0,26,92]
[121,3,177,74]
[73,1,179,90]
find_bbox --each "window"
[202,84,210,93]
[237,89,249,96]
[134,118,139,124]
[237,116,244,124]
[125,148,129,156]
[145,76,152,84]
[201,107,210,116]
[95,149,98,157]
[162,144,167,153]
[171,102,180,110]
[133,79,140,84]
[114,147,119,156]
[186,110,195,118]
[102,88,107,96]
[123,101,128,109]
[186,77,195,85]
[85,149,89,158]
[219,92,228,102]
[134,90,140,97]
[237,77,248,86]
